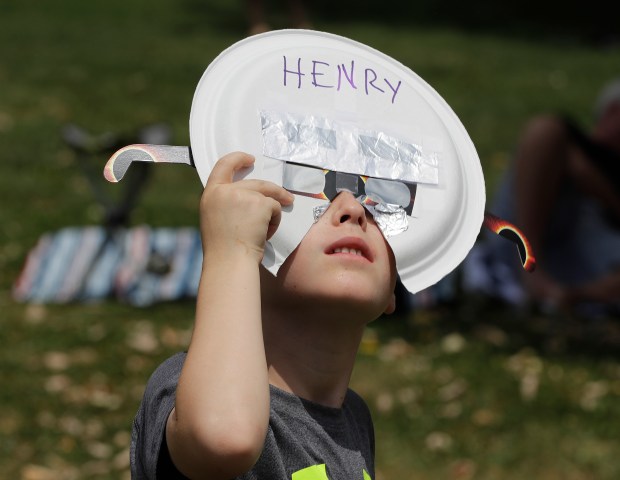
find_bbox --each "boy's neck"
[263,307,367,409]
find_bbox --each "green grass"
[1,1,619,478]
[355,316,620,479]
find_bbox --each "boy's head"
[185,31,485,296]
[260,191,397,321]
[105,30,488,298]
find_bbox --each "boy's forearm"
[163,151,290,477]
[168,254,270,478]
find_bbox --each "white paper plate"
[189,29,485,294]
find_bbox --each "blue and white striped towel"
[13,226,203,306]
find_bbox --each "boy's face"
[264,191,397,319]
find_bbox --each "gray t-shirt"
[131,352,375,479]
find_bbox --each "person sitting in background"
[246,0,312,36]
[465,78,620,316]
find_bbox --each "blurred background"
[1,0,619,478]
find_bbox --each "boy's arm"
[165,152,294,479]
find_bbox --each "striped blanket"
[13,226,203,306]
[13,226,455,309]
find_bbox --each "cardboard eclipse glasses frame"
[104,30,535,294]
[104,143,535,272]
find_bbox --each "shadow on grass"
[380,294,620,361]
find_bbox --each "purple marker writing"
[282,56,402,104]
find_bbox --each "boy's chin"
[260,260,395,318]
[280,280,394,319]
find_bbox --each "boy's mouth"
[325,237,374,262]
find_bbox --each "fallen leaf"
[81,460,110,476]
[520,371,540,402]
[441,333,466,354]
[126,321,159,353]
[375,392,394,413]
[86,442,113,459]
[113,448,131,470]
[450,459,477,480]
[58,416,84,436]
[359,328,379,356]
[397,387,417,405]
[114,430,131,448]
[439,402,462,419]
[45,374,71,394]
[24,304,47,324]
[0,410,21,434]
[438,379,468,402]
[425,431,453,452]
[580,380,609,411]
[43,352,71,371]
[84,419,105,439]
[21,464,56,480]
[471,408,499,426]
[378,337,413,362]
[71,347,98,365]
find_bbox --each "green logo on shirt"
[292,464,371,480]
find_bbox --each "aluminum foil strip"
[260,110,439,185]
[312,197,408,237]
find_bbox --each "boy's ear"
[383,292,396,315]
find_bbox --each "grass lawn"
[1,1,619,478]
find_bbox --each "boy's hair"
[594,77,620,120]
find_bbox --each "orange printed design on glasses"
[483,212,536,272]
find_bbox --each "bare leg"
[513,115,570,305]
[246,0,270,35]
[514,115,572,253]
[287,0,311,28]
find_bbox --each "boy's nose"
[330,191,368,230]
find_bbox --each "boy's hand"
[200,152,294,264]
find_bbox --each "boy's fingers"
[266,198,283,240]
[206,153,294,205]
[207,152,255,186]
[239,179,295,206]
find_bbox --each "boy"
[131,151,397,479]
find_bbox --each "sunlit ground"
[1,1,619,478]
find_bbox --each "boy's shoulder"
[145,351,187,391]
[344,388,368,408]
[144,353,370,417]
[132,352,187,479]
